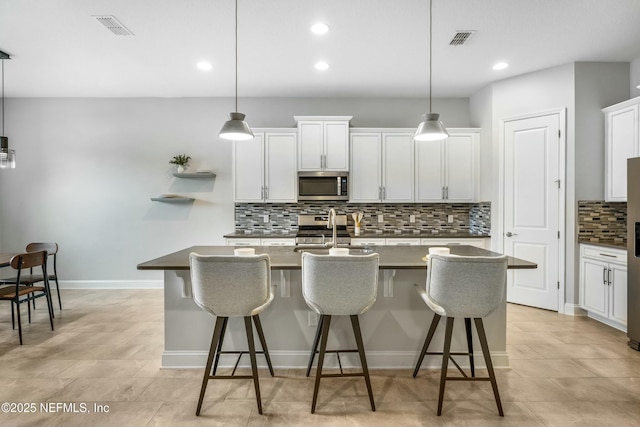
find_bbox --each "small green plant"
[169,154,191,166]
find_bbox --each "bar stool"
[412,254,508,416]
[189,253,275,416]
[301,252,379,413]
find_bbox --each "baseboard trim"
[161,350,510,370]
[60,280,163,290]
[564,303,586,316]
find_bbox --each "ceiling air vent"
[93,15,134,36]
[449,31,475,46]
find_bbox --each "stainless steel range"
[295,214,351,246]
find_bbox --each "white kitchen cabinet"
[415,129,479,203]
[295,116,351,171]
[225,238,296,246]
[420,238,487,249]
[385,238,421,246]
[603,97,640,202]
[233,130,297,202]
[350,129,414,202]
[350,238,386,246]
[579,244,627,331]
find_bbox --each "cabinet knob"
[505,232,518,237]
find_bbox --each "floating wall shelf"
[151,195,195,203]
[173,172,216,179]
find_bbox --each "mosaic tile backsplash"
[235,202,491,235]
[577,201,627,247]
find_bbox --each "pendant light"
[0,50,15,169]
[414,0,449,142]
[218,0,254,141]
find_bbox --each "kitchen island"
[138,245,535,369]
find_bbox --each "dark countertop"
[138,245,535,271]
[224,231,490,239]
[578,240,627,250]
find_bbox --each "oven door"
[298,172,348,201]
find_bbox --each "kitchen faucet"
[325,208,337,248]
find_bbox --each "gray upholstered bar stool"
[412,254,508,416]
[301,252,379,413]
[189,253,275,416]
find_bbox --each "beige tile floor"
[0,289,639,426]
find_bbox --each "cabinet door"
[261,238,296,246]
[298,121,323,171]
[382,133,414,202]
[226,238,262,246]
[265,133,297,202]
[580,258,609,317]
[233,134,264,202]
[446,133,477,202]
[609,263,628,326]
[324,121,349,171]
[386,238,420,246]
[415,139,445,202]
[605,104,639,202]
[351,238,386,246]
[350,133,382,202]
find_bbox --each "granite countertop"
[578,240,627,250]
[225,231,490,239]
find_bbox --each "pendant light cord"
[234,0,238,112]
[428,0,432,114]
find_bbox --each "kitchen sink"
[293,246,375,255]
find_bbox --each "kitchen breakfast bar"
[138,245,536,369]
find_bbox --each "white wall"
[630,57,640,98]
[0,97,469,286]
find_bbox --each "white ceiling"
[1,0,640,98]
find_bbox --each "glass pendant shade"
[0,136,15,169]
[219,112,254,141]
[413,113,449,141]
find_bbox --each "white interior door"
[503,113,561,311]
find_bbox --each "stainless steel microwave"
[298,171,349,201]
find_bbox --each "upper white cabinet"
[415,129,479,203]
[233,129,297,202]
[350,130,414,202]
[604,97,640,202]
[295,116,351,171]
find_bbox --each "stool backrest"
[426,255,508,318]
[10,250,47,270]
[189,253,271,317]
[302,253,379,316]
[26,242,58,256]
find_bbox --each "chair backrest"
[10,251,47,270]
[189,253,271,317]
[426,255,508,318]
[301,253,379,316]
[26,242,58,256]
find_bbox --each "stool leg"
[16,297,23,345]
[212,317,228,375]
[437,317,454,416]
[244,316,263,415]
[413,314,441,378]
[306,315,323,377]
[474,318,503,416]
[54,275,62,310]
[311,314,331,414]
[351,315,375,412]
[253,315,274,377]
[464,317,475,377]
[196,316,225,416]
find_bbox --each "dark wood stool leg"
[306,315,323,377]
[244,316,263,415]
[464,317,475,377]
[351,315,375,411]
[474,318,504,416]
[311,315,331,414]
[45,289,54,331]
[253,315,274,377]
[413,314,441,378]
[11,301,15,329]
[54,275,62,310]
[16,297,23,345]
[437,317,454,416]
[27,294,32,323]
[196,316,225,416]
[212,317,228,375]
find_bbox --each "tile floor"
[0,290,639,426]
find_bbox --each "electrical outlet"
[378,214,384,223]
[263,214,269,223]
[308,311,318,327]
[409,214,416,223]
[447,214,454,223]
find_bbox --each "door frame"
[498,108,567,313]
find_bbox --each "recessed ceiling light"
[314,61,329,71]
[492,62,509,71]
[197,61,212,71]
[310,23,329,35]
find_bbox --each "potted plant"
[170,154,191,173]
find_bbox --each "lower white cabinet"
[351,237,485,248]
[225,238,296,246]
[579,244,627,331]
[350,238,386,246]
[420,238,487,249]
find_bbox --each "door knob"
[505,232,518,237]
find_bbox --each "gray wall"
[630,57,640,98]
[0,97,469,285]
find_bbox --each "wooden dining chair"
[0,251,55,344]
[26,242,62,310]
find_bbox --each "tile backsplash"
[235,202,491,235]
[577,200,627,246]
